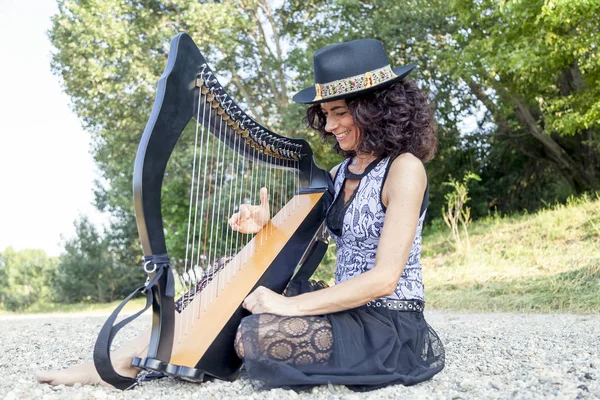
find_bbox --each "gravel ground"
[1,311,599,399]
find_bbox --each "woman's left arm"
[243,154,427,316]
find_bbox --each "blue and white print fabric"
[328,157,426,301]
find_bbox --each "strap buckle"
[143,260,157,274]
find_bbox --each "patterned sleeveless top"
[326,156,427,302]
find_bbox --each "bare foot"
[35,357,138,387]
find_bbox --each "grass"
[1,297,148,315]
[422,193,600,313]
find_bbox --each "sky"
[0,0,107,256]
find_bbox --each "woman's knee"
[234,325,244,359]
[234,316,252,360]
[234,314,261,360]
[234,313,280,362]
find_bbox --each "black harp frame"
[93,32,332,389]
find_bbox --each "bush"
[53,217,143,303]
[0,248,57,311]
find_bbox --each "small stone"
[91,389,108,399]
[578,384,589,392]
[458,379,474,392]
[584,372,595,380]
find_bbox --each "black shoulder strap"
[291,178,333,284]
[290,234,329,283]
[93,264,173,390]
[92,285,151,390]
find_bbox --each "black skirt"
[234,280,445,392]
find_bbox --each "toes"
[35,371,53,384]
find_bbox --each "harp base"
[132,356,206,382]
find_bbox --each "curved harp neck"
[133,33,330,258]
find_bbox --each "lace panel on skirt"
[234,279,333,366]
[234,313,333,366]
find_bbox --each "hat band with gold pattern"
[313,65,398,102]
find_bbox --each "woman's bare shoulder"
[382,153,426,207]
[389,153,425,176]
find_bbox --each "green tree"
[443,0,599,191]
[49,0,341,270]
[53,217,143,303]
[304,0,600,215]
[0,248,57,311]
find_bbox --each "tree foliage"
[53,217,143,303]
[49,0,341,268]
[444,0,599,191]
[0,248,56,311]
[47,0,600,286]
[283,0,600,214]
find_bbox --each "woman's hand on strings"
[228,187,270,234]
[242,286,299,316]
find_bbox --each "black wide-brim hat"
[292,39,416,104]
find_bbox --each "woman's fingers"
[240,204,251,218]
[229,190,271,233]
[229,207,255,233]
[242,286,266,314]
[259,187,269,209]
[228,212,241,229]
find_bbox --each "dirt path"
[1,311,598,399]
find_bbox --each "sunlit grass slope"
[422,194,600,313]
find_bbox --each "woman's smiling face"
[322,100,360,152]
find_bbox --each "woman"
[229,38,444,391]
[36,38,444,391]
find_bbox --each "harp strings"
[177,83,301,337]
[224,113,241,289]
[182,90,209,337]
[180,90,206,340]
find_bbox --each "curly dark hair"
[305,80,437,162]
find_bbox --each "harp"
[93,33,332,389]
